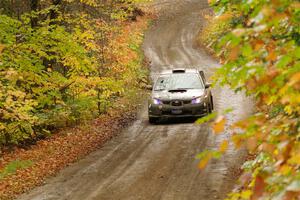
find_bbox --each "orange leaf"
[261,143,275,154]
[291,2,300,9]
[231,119,249,129]
[266,50,277,61]
[228,47,239,61]
[219,140,229,153]
[246,78,257,90]
[198,154,211,169]
[251,176,265,200]
[247,137,258,152]
[284,191,298,200]
[212,116,226,134]
[253,40,264,51]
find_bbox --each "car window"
[154,73,204,91]
[199,71,206,83]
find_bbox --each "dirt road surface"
[18,0,253,199]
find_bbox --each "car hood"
[152,89,205,100]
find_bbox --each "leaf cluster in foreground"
[198,0,300,199]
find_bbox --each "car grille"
[171,100,182,106]
[162,100,191,106]
[162,100,171,104]
[162,110,193,115]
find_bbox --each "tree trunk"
[50,0,62,24]
[30,0,39,27]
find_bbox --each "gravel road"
[18,0,253,199]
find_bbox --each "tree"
[0,0,147,147]
[198,0,300,199]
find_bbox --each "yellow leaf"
[284,105,293,115]
[288,154,300,165]
[279,165,292,175]
[198,154,211,170]
[212,116,226,134]
[0,44,5,53]
[241,190,252,199]
[231,119,249,129]
[231,134,243,149]
[219,140,229,153]
[288,72,300,86]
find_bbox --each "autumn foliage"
[199,0,300,199]
[0,0,152,198]
[0,0,149,147]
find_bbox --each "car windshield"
[154,73,204,91]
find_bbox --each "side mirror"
[205,83,212,89]
[146,84,153,90]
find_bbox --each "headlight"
[191,96,204,104]
[153,98,162,105]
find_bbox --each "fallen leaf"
[228,47,239,61]
[251,175,265,200]
[253,40,264,51]
[219,140,229,153]
[247,137,258,152]
[246,78,258,90]
[231,134,243,149]
[288,72,300,86]
[279,165,292,175]
[284,191,298,200]
[212,116,226,134]
[198,154,211,170]
[266,50,277,62]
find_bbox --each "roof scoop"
[168,89,187,93]
[172,69,185,73]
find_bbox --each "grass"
[0,160,33,180]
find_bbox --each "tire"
[149,117,158,124]
[207,103,212,114]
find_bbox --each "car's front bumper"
[148,102,208,118]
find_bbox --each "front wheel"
[207,103,212,114]
[149,117,159,124]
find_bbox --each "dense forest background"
[0,0,149,147]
